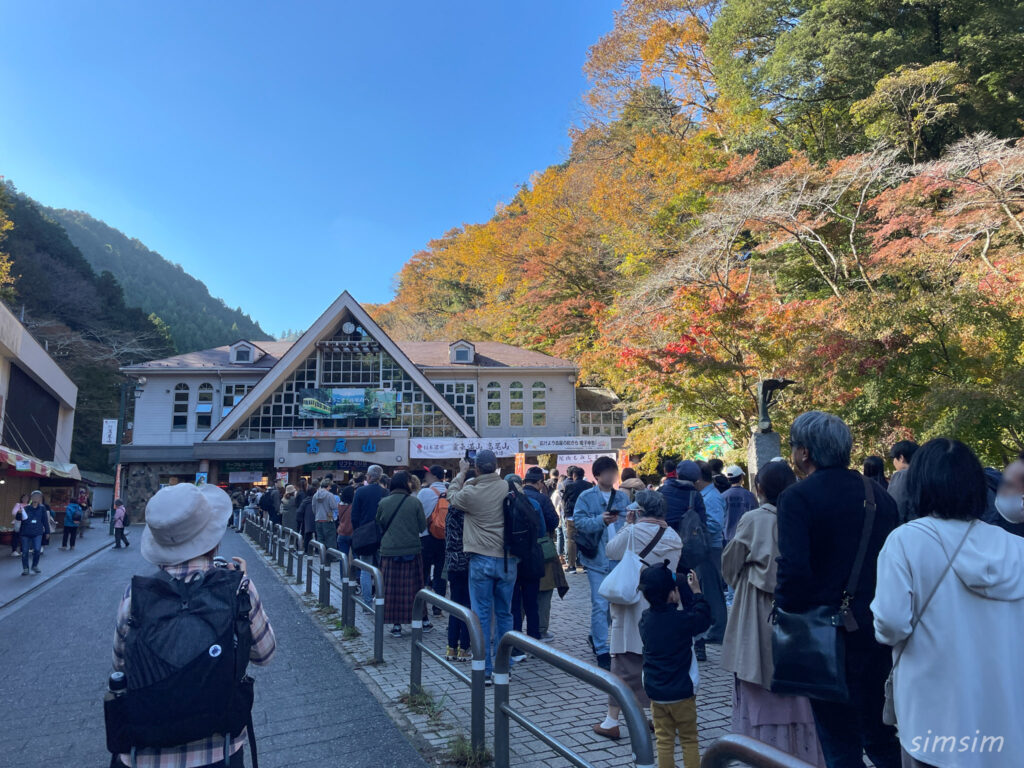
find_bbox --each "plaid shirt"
[112,556,276,768]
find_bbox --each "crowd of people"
[208,415,1024,768]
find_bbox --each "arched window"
[509,381,524,427]
[532,381,546,427]
[486,382,501,428]
[172,383,189,431]
[196,383,214,430]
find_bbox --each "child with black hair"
[638,562,711,768]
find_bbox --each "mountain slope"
[1,183,175,471]
[45,207,271,353]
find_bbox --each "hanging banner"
[618,449,632,469]
[228,470,264,484]
[555,452,616,466]
[514,453,526,477]
[521,436,613,452]
[410,437,519,459]
[101,419,118,446]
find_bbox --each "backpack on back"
[678,491,709,571]
[503,480,544,578]
[104,568,256,757]
[428,489,449,540]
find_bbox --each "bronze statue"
[757,378,796,433]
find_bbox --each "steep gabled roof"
[205,292,477,441]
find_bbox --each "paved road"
[0,529,427,768]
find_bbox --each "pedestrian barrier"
[701,734,816,768]
[324,548,352,627]
[410,589,486,755]
[275,524,286,566]
[306,540,328,600]
[347,557,385,664]
[493,631,655,768]
[285,529,302,581]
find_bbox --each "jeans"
[556,521,566,556]
[62,526,78,548]
[809,640,900,768]
[447,569,471,650]
[584,567,611,655]
[511,577,540,639]
[21,535,41,569]
[314,521,335,553]
[232,507,242,530]
[468,554,517,675]
[359,552,379,605]
[335,535,352,579]
[421,535,447,597]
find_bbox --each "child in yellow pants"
[638,562,711,768]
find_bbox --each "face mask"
[995,492,1024,524]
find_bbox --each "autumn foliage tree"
[375,0,1024,465]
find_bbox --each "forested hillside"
[0,182,175,471]
[46,207,271,353]
[375,0,1024,467]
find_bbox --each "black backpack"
[678,491,710,572]
[105,568,258,764]
[504,480,544,579]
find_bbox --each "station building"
[117,293,625,511]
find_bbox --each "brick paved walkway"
[243,530,735,767]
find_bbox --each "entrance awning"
[0,446,81,480]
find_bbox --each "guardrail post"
[410,608,423,695]
[373,584,385,664]
[338,553,351,628]
[305,553,314,596]
[296,539,305,585]
[276,526,286,567]
[701,734,817,768]
[494,641,512,768]
[286,532,295,577]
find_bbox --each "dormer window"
[230,341,258,365]
[449,340,475,365]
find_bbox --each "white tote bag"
[599,527,644,605]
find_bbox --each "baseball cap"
[725,464,745,479]
[425,465,445,481]
[676,460,700,482]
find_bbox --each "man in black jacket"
[657,459,706,533]
[776,411,900,768]
[350,465,387,606]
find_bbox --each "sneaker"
[540,632,554,642]
[563,563,574,572]
[361,606,374,615]
[510,651,527,664]
[457,648,473,663]
[59,546,67,551]
[389,625,402,638]
[21,568,29,576]
[446,646,458,661]
[421,620,433,632]
[10,551,20,557]
[431,606,443,617]
[31,567,41,574]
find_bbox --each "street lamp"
[110,378,145,530]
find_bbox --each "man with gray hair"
[351,465,387,609]
[447,450,516,684]
[775,411,900,768]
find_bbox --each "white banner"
[555,453,616,466]
[410,437,520,459]
[101,419,118,445]
[228,471,264,484]
[521,436,613,452]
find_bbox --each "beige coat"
[605,521,682,656]
[720,502,777,688]
[447,471,507,559]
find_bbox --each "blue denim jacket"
[572,485,629,575]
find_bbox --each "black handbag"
[770,474,876,703]
[352,495,406,556]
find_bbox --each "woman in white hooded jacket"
[872,438,1024,768]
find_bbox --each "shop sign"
[290,428,391,438]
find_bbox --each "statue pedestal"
[747,431,783,486]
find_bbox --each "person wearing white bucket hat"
[109,483,276,768]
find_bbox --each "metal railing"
[701,734,817,768]
[306,539,327,601]
[348,557,385,664]
[493,631,655,768]
[410,589,486,754]
[324,548,351,627]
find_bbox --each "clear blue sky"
[1,0,620,336]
